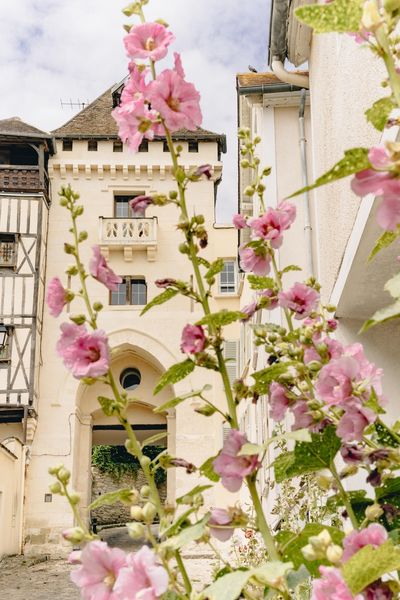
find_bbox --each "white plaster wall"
[0,437,25,557]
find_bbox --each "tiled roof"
[52,85,226,151]
[0,117,52,138]
[237,71,309,88]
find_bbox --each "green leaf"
[363,388,385,415]
[164,514,209,550]
[154,359,195,395]
[154,386,209,413]
[385,272,400,298]
[327,490,373,525]
[376,477,400,500]
[200,456,220,482]
[374,420,400,447]
[366,97,396,132]
[277,524,344,577]
[176,484,213,505]
[88,488,134,511]
[360,299,400,332]
[97,396,118,417]
[295,0,364,34]
[288,148,370,199]
[140,288,178,316]
[201,570,251,600]
[248,275,275,290]
[159,506,196,538]
[251,561,294,588]
[369,229,400,261]
[342,540,400,595]
[274,426,341,483]
[197,310,246,327]
[239,429,311,456]
[205,258,224,284]
[280,265,302,275]
[252,362,299,394]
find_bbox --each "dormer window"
[138,139,149,152]
[188,141,199,153]
[0,234,18,269]
[113,140,123,152]
[88,140,98,151]
[163,141,169,152]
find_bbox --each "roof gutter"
[268,0,310,89]
[238,82,304,96]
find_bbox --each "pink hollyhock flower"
[342,524,388,562]
[129,195,154,217]
[90,246,122,292]
[364,580,393,599]
[316,356,358,405]
[311,566,362,600]
[304,336,343,364]
[47,277,69,317]
[278,283,320,320]
[57,323,110,378]
[112,98,162,153]
[291,401,313,430]
[114,546,168,600]
[239,245,271,275]
[209,508,235,542]
[70,540,127,600]
[269,382,291,421]
[233,213,247,229]
[336,404,376,442]
[240,301,257,322]
[124,22,175,62]
[351,147,400,201]
[249,202,296,248]
[180,324,206,354]
[346,343,383,397]
[147,53,202,132]
[121,63,150,104]
[377,195,400,231]
[213,429,260,492]
[68,550,82,565]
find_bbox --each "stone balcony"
[98,217,158,261]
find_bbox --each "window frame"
[218,259,238,296]
[110,277,147,307]
[62,139,73,151]
[138,139,149,152]
[0,325,13,364]
[188,140,199,153]
[0,233,18,270]
[113,140,123,153]
[88,140,98,151]
[113,193,145,218]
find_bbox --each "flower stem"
[330,461,359,530]
[175,550,192,595]
[271,252,294,333]
[246,476,280,561]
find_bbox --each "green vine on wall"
[92,445,167,486]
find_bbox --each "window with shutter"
[223,339,239,386]
[219,260,237,294]
[0,234,18,268]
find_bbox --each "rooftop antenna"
[60,98,90,111]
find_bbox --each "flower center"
[87,346,100,362]
[145,37,156,51]
[167,96,180,112]
[103,573,116,589]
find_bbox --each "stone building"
[0,86,239,555]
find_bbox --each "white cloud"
[0,0,270,220]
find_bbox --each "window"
[113,140,123,152]
[114,195,133,218]
[110,277,147,306]
[120,368,141,390]
[219,260,237,294]
[0,326,12,363]
[223,340,239,385]
[188,140,198,153]
[62,139,73,151]
[0,234,18,269]
[138,139,149,152]
[163,141,169,152]
[88,140,98,151]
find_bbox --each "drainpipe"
[271,59,309,88]
[298,88,314,277]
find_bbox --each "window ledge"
[106,305,145,311]
[214,292,240,299]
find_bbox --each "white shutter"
[223,340,239,386]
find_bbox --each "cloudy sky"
[0,0,270,221]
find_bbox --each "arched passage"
[71,332,177,522]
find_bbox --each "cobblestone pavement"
[0,527,214,600]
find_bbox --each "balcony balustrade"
[99,217,157,261]
[0,165,49,195]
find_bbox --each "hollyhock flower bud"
[47,277,71,317]
[194,164,213,180]
[278,283,320,320]
[311,566,363,600]
[340,444,365,464]
[240,301,257,322]
[365,504,384,521]
[129,195,154,217]
[56,323,110,379]
[258,287,279,309]
[130,506,144,521]
[180,324,206,354]
[127,522,145,539]
[232,213,247,229]
[114,546,168,599]
[62,527,85,544]
[147,53,202,132]
[124,22,175,62]
[342,524,388,562]
[376,195,400,231]
[239,245,271,276]
[68,550,82,565]
[89,246,122,292]
[155,278,177,288]
[213,429,260,492]
[326,544,343,564]
[208,508,235,542]
[70,541,127,599]
[268,382,291,422]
